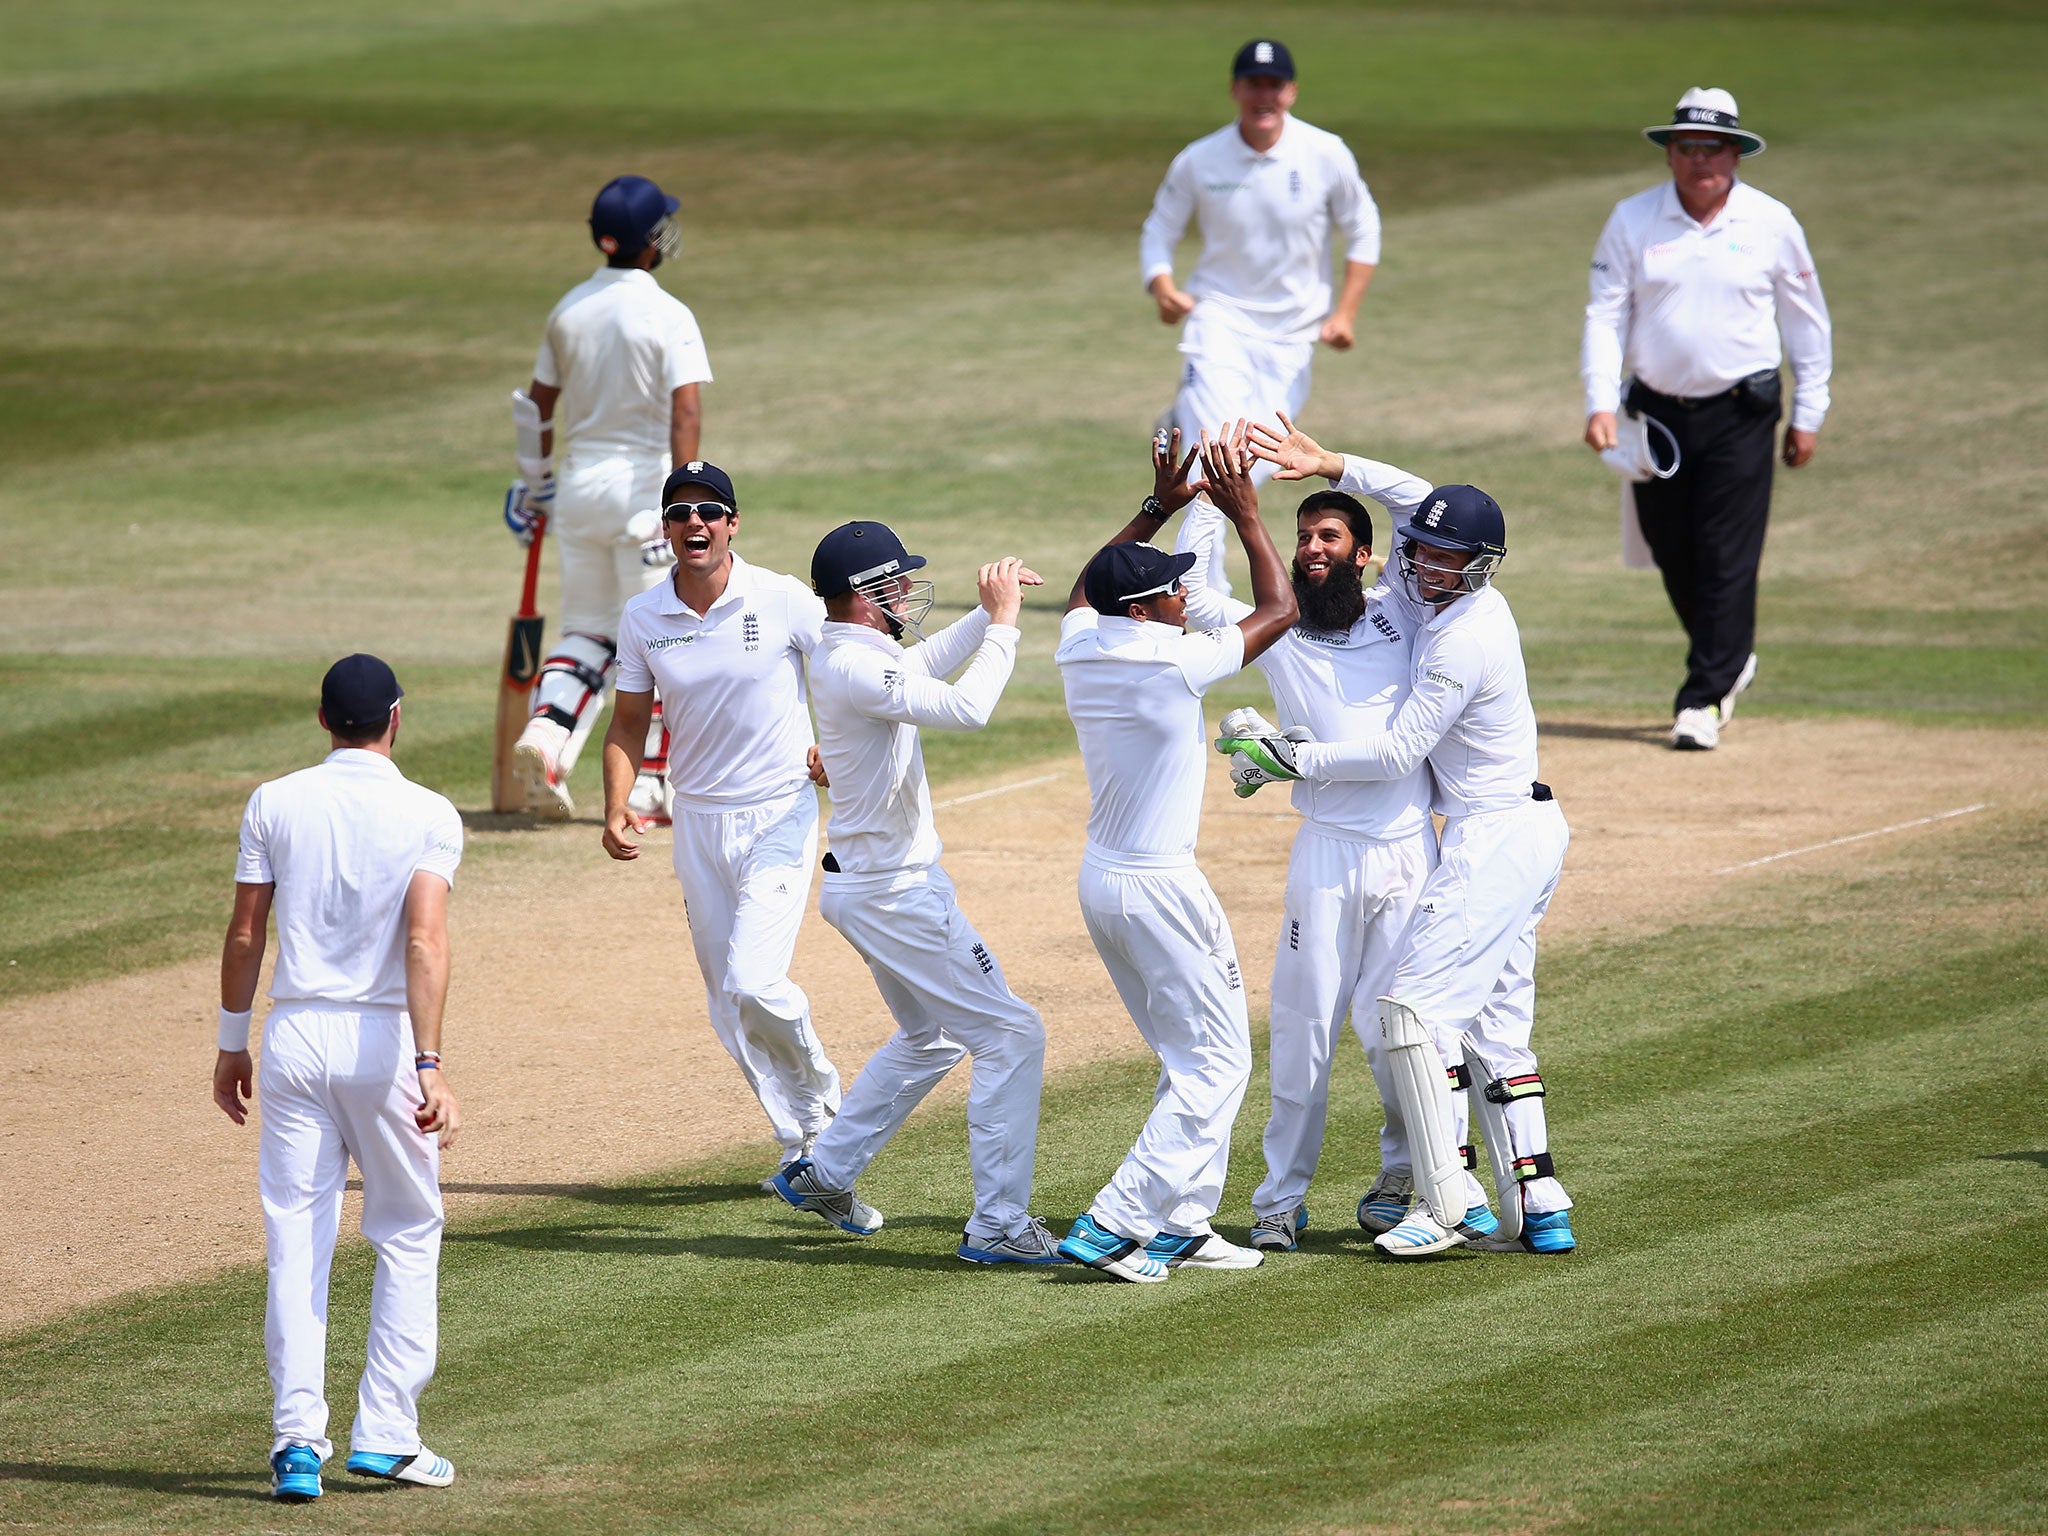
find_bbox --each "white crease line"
[933,772,1062,810]
[1713,803,1991,875]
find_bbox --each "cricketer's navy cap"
[1083,542,1198,616]
[811,522,928,599]
[1398,485,1508,558]
[320,653,403,731]
[1232,38,1295,80]
[662,459,738,511]
[589,175,680,254]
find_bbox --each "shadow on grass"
[0,1462,272,1502]
[1983,1151,2048,1170]
[429,1180,765,1206]
[446,1218,965,1270]
[1536,719,1670,744]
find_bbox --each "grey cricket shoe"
[1249,1207,1307,1251]
[770,1157,883,1236]
[761,1129,819,1193]
[957,1216,1070,1265]
[1356,1170,1414,1235]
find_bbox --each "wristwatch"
[1139,495,1165,520]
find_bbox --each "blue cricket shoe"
[270,1444,322,1503]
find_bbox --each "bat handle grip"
[518,516,547,616]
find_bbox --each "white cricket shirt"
[1057,608,1246,865]
[235,750,463,1009]
[1582,180,1832,431]
[1294,581,1542,819]
[1177,498,1431,842]
[1140,115,1381,344]
[533,266,714,462]
[615,554,825,810]
[810,611,1019,876]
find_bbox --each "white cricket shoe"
[1721,652,1759,723]
[1671,705,1721,752]
[1145,1230,1264,1270]
[510,717,575,817]
[627,770,672,827]
[1374,1200,1498,1259]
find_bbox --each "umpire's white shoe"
[1720,652,1758,723]
[1145,1230,1264,1270]
[1356,1170,1414,1235]
[1374,1201,1498,1259]
[1671,705,1721,752]
[771,1157,883,1237]
[1249,1207,1308,1252]
[345,1448,455,1488]
[510,717,575,817]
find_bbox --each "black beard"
[1292,557,1366,633]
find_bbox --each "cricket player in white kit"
[506,174,713,822]
[212,655,463,1503]
[1141,39,1380,491]
[1228,422,1578,1258]
[771,524,1063,1264]
[1166,427,1437,1252]
[599,461,841,1179]
[1054,428,1299,1283]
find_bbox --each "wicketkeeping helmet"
[590,175,683,265]
[1396,484,1507,605]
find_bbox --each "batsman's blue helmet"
[1398,485,1507,560]
[590,175,682,262]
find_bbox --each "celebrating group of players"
[221,37,1607,1501]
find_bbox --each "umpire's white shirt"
[810,611,1019,876]
[615,555,824,811]
[1057,607,1245,864]
[1294,582,1541,818]
[1582,179,1832,431]
[534,266,713,462]
[1177,497,1431,842]
[1140,115,1381,344]
[236,750,463,1006]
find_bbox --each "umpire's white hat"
[1643,87,1766,157]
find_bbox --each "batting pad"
[1378,997,1466,1226]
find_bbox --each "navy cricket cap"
[811,522,927,598]
[320,653,403,730]
[1083,542,1198,616]
[1399,485,1508,558]
[662,459,738,511]
[589,175,679,255]
[1232,38,1295,80]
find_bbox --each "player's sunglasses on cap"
[662,499,734,523]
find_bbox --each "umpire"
[1581,88,1832,751]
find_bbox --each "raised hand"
[1151,426,1205,516]
[978,556,1044,626]
[1199,421,1260,523]
[1248,411,1342,482]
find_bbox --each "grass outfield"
[3,814,2045,1533]
[4,2,2048,1530]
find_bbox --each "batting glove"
[503,480,551,547]
[625,507,676,569]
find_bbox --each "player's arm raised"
[1201,424,1296,661]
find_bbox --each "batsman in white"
[599,460,842,1183]
[1223,420,1578,1258]
[506,173,712,824]
[771,524,1064,1264]
[1165,423,1437,1253]
[211,655,462,1504]
[1054,426,1298,1283]
[1141,38,1379,502]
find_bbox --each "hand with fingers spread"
[978,556,1045,627]
[1150,426,1206,518]
[1248,411,1343,482]
[1199,421,1261,525]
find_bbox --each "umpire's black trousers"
[1628,377,1780,715]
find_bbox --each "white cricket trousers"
[1391,798,1572,1215]
[671,788,841,1151]
[1171,304,1315,487]
[811,865,1046,1241]
[553,453,669,638]
[1254,822,1435,1220]
[1078,853,1252,1244]
[258,1003,442,1462]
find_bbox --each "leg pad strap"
[1485,1072,1546,1104]
[1512,1151,1556,1183]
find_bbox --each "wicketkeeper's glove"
[1215,706,1313,799]
[503,477,553,547]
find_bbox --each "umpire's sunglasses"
[662,499,736,524]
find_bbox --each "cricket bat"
[490,520,547,812]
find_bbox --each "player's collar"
[323,748,401,775]
[658,552,751,615]
[823,618,900,651]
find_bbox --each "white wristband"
[218,1007,252,1052]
